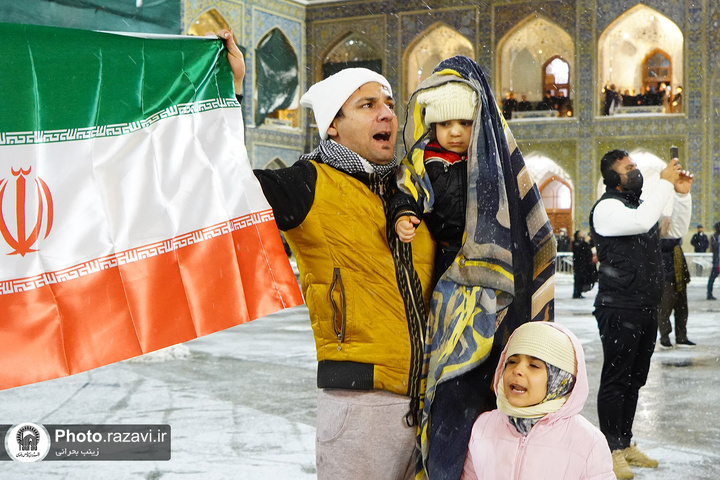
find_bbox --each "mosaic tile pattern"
[397,7,476,103]
[572,0,595,228]
[399,7,476,49]
[251,7,302,50]
[596,0,685,33]
[251,141,304,170]
[182,0,245,32]
[685,1,706,226]
[476,6,492,73]
[307,15,387,83]
[712,1,720,219]
[184,0,306,168]
[712,71,720,221]
[494,0,576,41]
[181,0,715,227]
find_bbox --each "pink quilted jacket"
[462,323,615,480]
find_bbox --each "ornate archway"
[539,176,573,234]
[598,4,683,115]
[496,15,573,104]
[321,32,382,80]
[402,23,473,100]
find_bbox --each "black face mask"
[622,169,643,195]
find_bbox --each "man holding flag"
[223,33,553,480]
[220,32,436,480]
[0,22,430,477]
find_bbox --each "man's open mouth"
[373,132,391,141]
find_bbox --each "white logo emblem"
[5,422,51,462]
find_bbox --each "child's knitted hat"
[416,82,477,128]
[505,322,576,375]
[300,68,392,141]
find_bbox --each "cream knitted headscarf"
[496,322,577,420]
[416,82,477,128]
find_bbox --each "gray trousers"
[316,389,418,480]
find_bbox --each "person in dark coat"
[690,224,709,277]
[707,221,720,300]
[556,227,571,252]
[537,90,553,110]
[572,230,597,298]
[501,90,517,120]
[516,93,533,112]
[690,224,708,252]
[603,84,620,115]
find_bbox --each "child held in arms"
[394,81,476,282]
[462,321,615,480]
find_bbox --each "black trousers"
[594,306,657,451]
[708,266,719,296]
[573,273,583,297]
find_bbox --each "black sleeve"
[253,160,317,231]
[387,187,423,225]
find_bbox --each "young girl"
[462,321,615,479]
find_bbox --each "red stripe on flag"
[231,219,302,322]
[0,220,302,390]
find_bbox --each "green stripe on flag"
[0,22,235,133]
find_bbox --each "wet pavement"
[2,275,719,479]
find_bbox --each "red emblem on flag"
[0,167,54,256]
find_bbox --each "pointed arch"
[186,8,230,37]
[496,15,574,105]
[402,22,474,100]
[642,48,672,90]
[318,32,383,81]
[539,176,573,233]
[524,152,574,233]
[264,157,288,170]
[598,4,683,114]
[542,56,570,97]
[255,28,299,128]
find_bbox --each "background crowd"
[501,90,573,119]
[602,83,683,115]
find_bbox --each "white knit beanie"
[417,82,477,128]
[299,68,393,140]
[505,322,576,375]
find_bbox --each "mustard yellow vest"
[284,162,435,395]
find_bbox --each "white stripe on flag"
[0,106,267,282]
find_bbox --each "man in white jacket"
[589,149,692,479]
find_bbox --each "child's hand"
[395,216,420,243]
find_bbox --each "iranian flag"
[0,23,303,390]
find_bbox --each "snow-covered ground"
[2,275,718,479]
